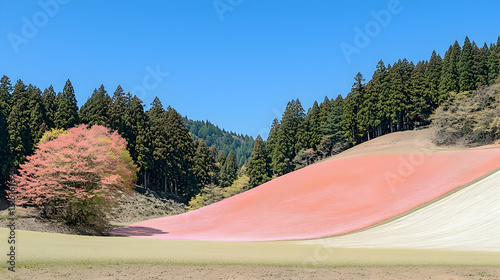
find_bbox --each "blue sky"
[1,0,499,138]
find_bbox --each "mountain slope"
[113,145,500,242]
[183,117,254,165]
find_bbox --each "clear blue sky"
[1,0,499,138]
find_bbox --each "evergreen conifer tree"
[247,135,270,188]
[54,79,79,129]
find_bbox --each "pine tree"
[219,150,239,187]
[387,59,413,131]
[54,79,79,129]
[192,139,217,188]
[458,36,475,91]
[317,96,332,130]
[439,41,461,101]
[124,95,150,187]
[0,76,12,115]
[109,85,130,134]
[7,80,32,166]
[27,85,49,143]
[247,135,270,188]
[147,97,170,192]
[370,60,391,136]
[358,80,378,140]
[342,72,365,144]
[426,50,443,107]
[272,99,305,175]
[165,106,196,198]
[321,94,344,142]
[0,103,9,189]
[472,42,489,87]
[303,101,321,149]
[487,47,500,84]
[408,60,430,125]
[78,85,111,126]
[266,118,280,175]
[41,85,57,129]
[0,76,12,188]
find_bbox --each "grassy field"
[1,228,499,270]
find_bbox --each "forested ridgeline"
[184,118,254,166]
[245,36,500,188]
[0,79,249,203]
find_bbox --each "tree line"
[246,36,500,187]
[0,79,246,202]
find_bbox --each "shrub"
[431,83,500,146]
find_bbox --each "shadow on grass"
[111,226,168,237]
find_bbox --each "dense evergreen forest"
[183,118,254,166]
[246,36,500,188]
[1,36,499,204]
[0,80,246,202]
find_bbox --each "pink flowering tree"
[8,124,137,234]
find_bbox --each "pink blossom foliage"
[8,124,137,207]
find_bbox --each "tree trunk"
[367,129,370,141]
[144,169,147,188]
[174,181,178,196]
[164,177,167,194]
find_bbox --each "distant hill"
[183,118,254,166]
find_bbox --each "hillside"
[114,129,500,245]
[183,118,254,166]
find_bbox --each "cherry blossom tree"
[8,124,137,234]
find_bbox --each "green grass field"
[1,228,499,270]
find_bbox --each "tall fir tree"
[408,60,430,125]
[342,72,364,144]
[458,36,475,91]
[41,85,57,129]
[247,135,271,188]
[192,139,216,188]
[78,85,111,126]
[321,94,344,142]
[147,97,170,192]
[54,79,79,129]
[165,106,196,198]
[317,96,332,130]
[272,99,305,175]
[266,118,280,175]
[369,60,391,136]
[124,95,150,187]
[108,85,130,134]
[439,41,461,101]
[303,101,321,150]
[426,50,443,107]
[7,80,32,166]
[0,76,12,189]
[219,150,239,187]
[487,47,500,84]
[472,42,489,87]
[27,85,49,144]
